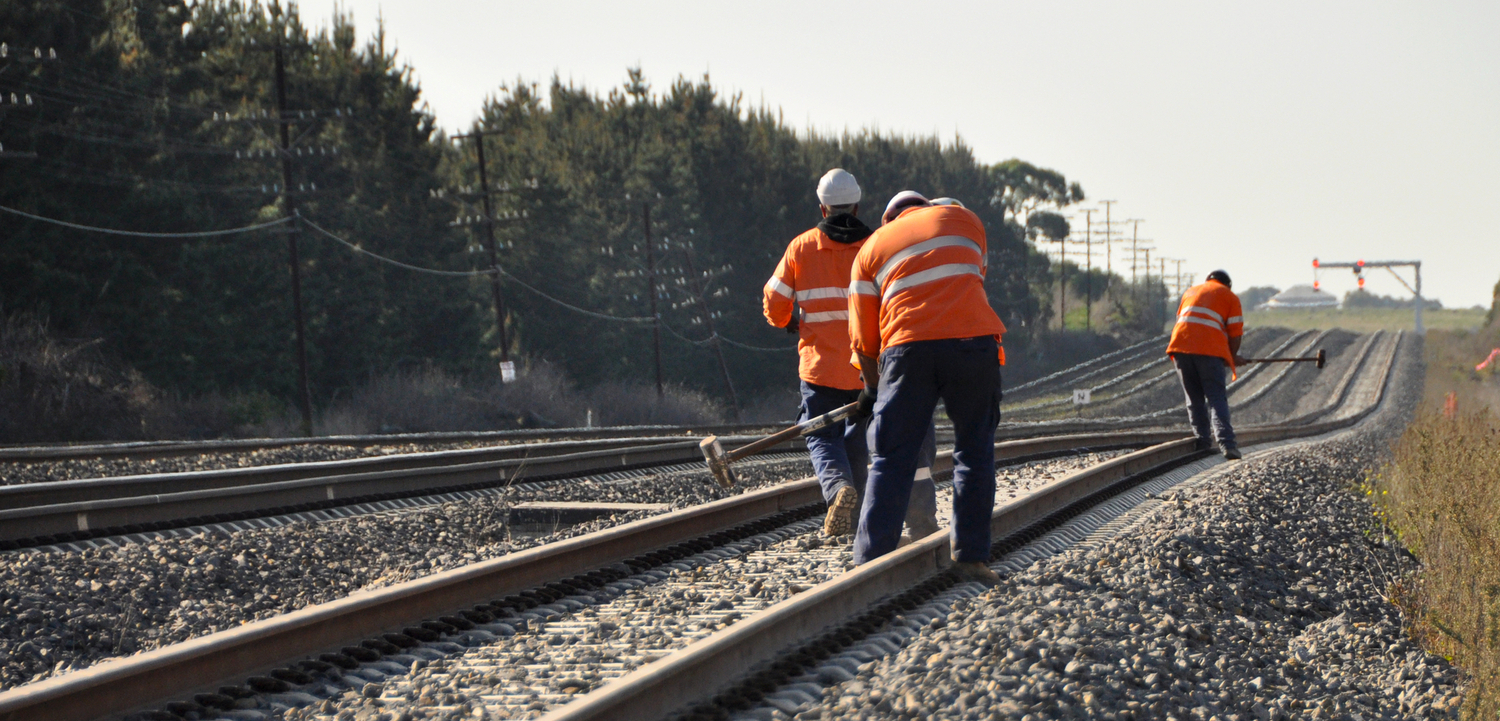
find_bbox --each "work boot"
[1222,444,1242,460]
[951,561,1001,587]
[822,485,858,537]
[1194,437,1214,452]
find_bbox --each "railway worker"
[848,191,1006,583]
[1167,269,1248,460]
[764,168,877,537]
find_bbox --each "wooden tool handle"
[725,401,859,463]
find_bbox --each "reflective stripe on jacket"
[848,205,1006,365]
[764,226,867,389]
[1166,279,1244,371]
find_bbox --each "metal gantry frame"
[1313,258,1425,334]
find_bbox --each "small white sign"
[500,361,517,383]
[1072,389,1092,405]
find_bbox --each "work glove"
[849,388,877,421]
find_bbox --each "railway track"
[1003,328,1296,419]
[560,332,1403,721]
[0,419,1168,553]
[0,331,1402,721]
[0,422,796,464]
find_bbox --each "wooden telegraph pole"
[272,39,313,435]
[453,128,515,379]
[642,202,664,397]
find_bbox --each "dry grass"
[1421,325,1500,416]
[1245,307,1486,334]
[0,313,158,442]
[1371,410,1500,719]
[0,313,743,442]
[310,363,730,436]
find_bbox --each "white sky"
[300,0,1499,308]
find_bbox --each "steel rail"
[0,435,755,510]
[0,437,800,547]
[0,421,794,463]
[1004,333,1168,396]
[0,430,1186,721]
[543,332,1404,721]
[1006,328,1292,416]
[0,420,1120,549]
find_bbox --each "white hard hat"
[817,168,861,207]
[882,190,930,225]
[930,197,965,208]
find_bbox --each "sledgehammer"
[1241,348,1327,369]
[699,401,859,488]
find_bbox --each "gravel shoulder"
[780,335,1462,721]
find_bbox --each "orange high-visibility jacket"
[764,226,867,389]
[1166,279,1244,371]
[848,205,1006,365]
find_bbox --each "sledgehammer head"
[1316,349,1327,369]
[699,435,737,488]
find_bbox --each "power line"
[0,204,292,237]
[297,216,494,277]
[714,334,796,353]
[302,215,657,324]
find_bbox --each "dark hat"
[1207,270,1232,288]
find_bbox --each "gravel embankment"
[0,455,813,691]
[780,337,1460,721]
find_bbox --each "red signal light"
[1357,259,1365,267]
[1312,258,1320,268]
[1313,280,1321,290]
[1358,276,1366,289]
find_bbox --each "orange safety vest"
[848,205,1006,366]
[1166,279,1244,372]
[764,226,867,389]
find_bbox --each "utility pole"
[1098,200,1117,289]
[1127,220,1143,285]
[453,128,514,378]
[642,202,663,396]
[273,39,313,436]
[1160,257,1169,327]
[1081,208,1095,331]
[1056,240,1068,331]
[680,235,739,416]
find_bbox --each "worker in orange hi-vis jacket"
[1166,270,1248,460]
[847,191,1007,585]
[764,169,876,537]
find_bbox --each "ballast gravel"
[250,452,1124,721]
[775,337,1460,721]
[0,454,813,691]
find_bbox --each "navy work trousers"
[855,337,1001,564]
[903,422,940,539]
[1172,353,1236,448]
[799,380,869,505]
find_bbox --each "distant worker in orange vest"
[848,191,1006,584]
[764,169,876,537]
[1166,270,1248,460]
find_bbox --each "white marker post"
[1072,389,1092,417]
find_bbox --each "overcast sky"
[299,0,1499,308]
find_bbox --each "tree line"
[0,1,1090,421]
